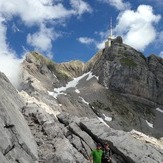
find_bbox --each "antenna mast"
[110,17,113,36]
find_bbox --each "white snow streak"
[156,108,163,113]
[97,117,110,128]
[48,71,98,99]
[86,71,99,81]
[145,120,153,128]
[79,96,89,105]
[75,89,80,93]
[103,114,112,122]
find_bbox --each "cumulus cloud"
[70,0,92,16]
[78,37,95,44]
[96,40,106,50]
[0,0,74,25]
[97,0,130,10]
[91,4,161,51]
[159,51,163,58]
[115,5,161,51]
[0,17,22,88]
[78,36,106,50]
[27,24,59,53]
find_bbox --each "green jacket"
[91,149,103,163]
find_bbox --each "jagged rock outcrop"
[0,72,38,162]
[80,118,163,163]
[89,43,163,137]
[92,43,163,105]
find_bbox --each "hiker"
[90,143,103,163]
[102,142,112,163]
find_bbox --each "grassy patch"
[120,58,137,68]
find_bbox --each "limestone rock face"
[92,43,163,105]
[80,118,163,163]
[86,43,163,137]
[0,72,38,162]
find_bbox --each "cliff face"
[0,72,38,163]
[90,43,163,137]
[92,43,163,105]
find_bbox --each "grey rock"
[80,118,163,163]
[0,72,38,162]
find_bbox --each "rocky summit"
[0,40,163,163]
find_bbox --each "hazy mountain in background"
[0,38,163,162]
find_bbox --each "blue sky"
[0,0,163,87]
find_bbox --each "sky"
[0,0,163,87]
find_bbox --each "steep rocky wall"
[92,43,163,105]
[0,72,38,162]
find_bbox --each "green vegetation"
[31,52,71,81]
[56,70,71,81]
[47,60,56,71]
[120,57,137,68]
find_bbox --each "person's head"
[96,143,102,150]
[104,142,109,149]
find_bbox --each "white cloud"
[27,24,59,53]
[78,37,105,50]
[96,40,105,50]
[115,5,161,51]
[0,0,74,25]
[0,53,22,88]
[0,0,92,25]
[70,0,92,16]
[78,37,95,44]
[159,51,163,58]
[97,0,130,10]
[0,17,22,88]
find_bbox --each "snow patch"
[86,71,99,81]
[103,114,112,122]
[49,72,92,99]
[145,120,153,128]
[156,108,163,113]
[79,96,89,105]
[75,89,80,93]
[97,117,110,128]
